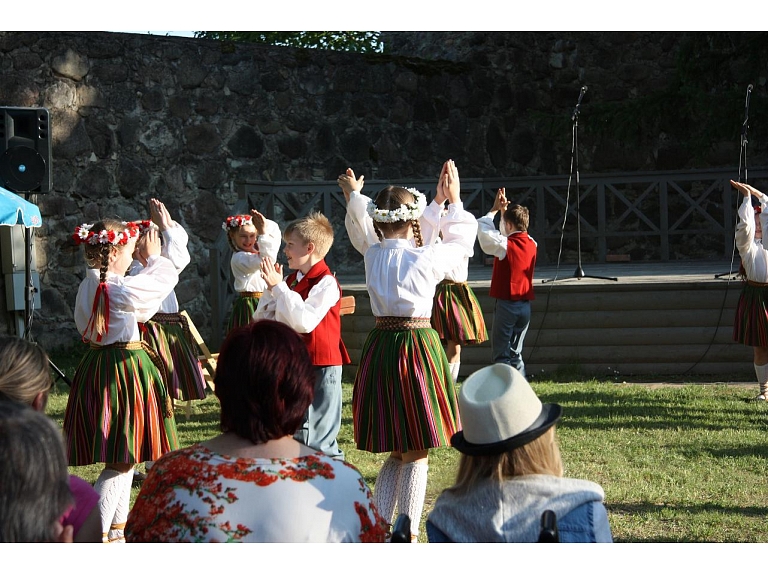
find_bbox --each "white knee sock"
[94,468,131,542]
[373,457,403,525]
[754,363,768,396]
[449,362,460,384]
[107,470,133,543]
[397,461,429,539]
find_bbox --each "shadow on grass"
[607,501,768,542]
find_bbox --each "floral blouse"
[125,444,388,543]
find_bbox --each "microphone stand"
[715,83,753,279]
[544,86,617,283]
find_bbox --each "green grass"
[46,350,768,542]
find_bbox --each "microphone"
[572,86,588,120]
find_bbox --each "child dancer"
[339,159,477,541]
[421,202,487,383]
[129,199,207,404]
[255,211,351,460]
[730,180,768,401]
[64,219,179,543]
[224,210,281,332]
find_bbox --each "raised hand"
[149,198,173,231]
[434,161,448,205]
[731,179,765,200]
[143,228,162,258]
[260,256,284,289]
[441,159,460,204]
[250,210,267,235]
[337,168,364,203]
[492,187,509,213]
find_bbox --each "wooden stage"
[336,260,755,380]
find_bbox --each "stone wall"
[0,31,760,350]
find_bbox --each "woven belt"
[239,291,263,298]
[151,312,182,324]
[747,280,768,287]
[375,316,432,330]
[91,341,143,351]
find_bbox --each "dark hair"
[503,204,530,232]
[214,320,316,444]
[0,400,72,542]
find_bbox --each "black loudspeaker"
[0,107,52,194]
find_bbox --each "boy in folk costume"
[255,212,350,460]
[224,210,282,332]
[477,188,537,377]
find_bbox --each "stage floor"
[337,259,744,290]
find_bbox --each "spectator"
[126,319,388,542]
[0,335,100,543]
[427,364,613,543]
[0,399,73,542]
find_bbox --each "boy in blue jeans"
[477,188,538,377]
[255,212,350,459]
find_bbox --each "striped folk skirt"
[431,280,488,345]
[142,312,207,401]
[63,342,179,466]
[227,292,261,333]
[353,317,461,454]
[734,281,768,347]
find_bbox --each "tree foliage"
[194,31,383,53]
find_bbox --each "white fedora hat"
[451,364,562,456]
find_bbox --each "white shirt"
[477,212,537,260]
[75,255,178,345]
[736,194,768,283]
[345,190,477,317]
[128,223,190,313]
[254,271,340,334]
[231,218,282,292]
[420,199,478,282]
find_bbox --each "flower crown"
[222,214,253,231]
[133,219,153,234]
[367,187,427,223]
[72,222,141,246]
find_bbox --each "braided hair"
[81,219,125,341]
[372,186,424,247]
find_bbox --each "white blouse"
[345,190,477,318]
[420,199,478,283]
[128,223,191,313]
[231,218,282,293]
[75,254,178,345]
[736,194,768,283]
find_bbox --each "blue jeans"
[294,365,344,460]
[491,299,531,377]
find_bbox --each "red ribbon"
[82,282,110,344]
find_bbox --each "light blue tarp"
[0,185,41,227]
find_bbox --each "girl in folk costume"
[730,180,768,401]
[224,210,281,332]
[129,199,207,404]
[63,219,179,543]
[421,202,488,384]
[339,159,478,541]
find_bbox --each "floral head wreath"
[222,214,253,231]
[367,187,427,223]
[72,222,141,246]
[133,220,153,234]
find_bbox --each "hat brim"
[450,403,562,456]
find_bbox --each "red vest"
[285,260,351,367]
[489,232,537,301]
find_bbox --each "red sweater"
[285,260,351,367]
[489,232,537,301]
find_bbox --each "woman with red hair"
[126,319,387,542]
